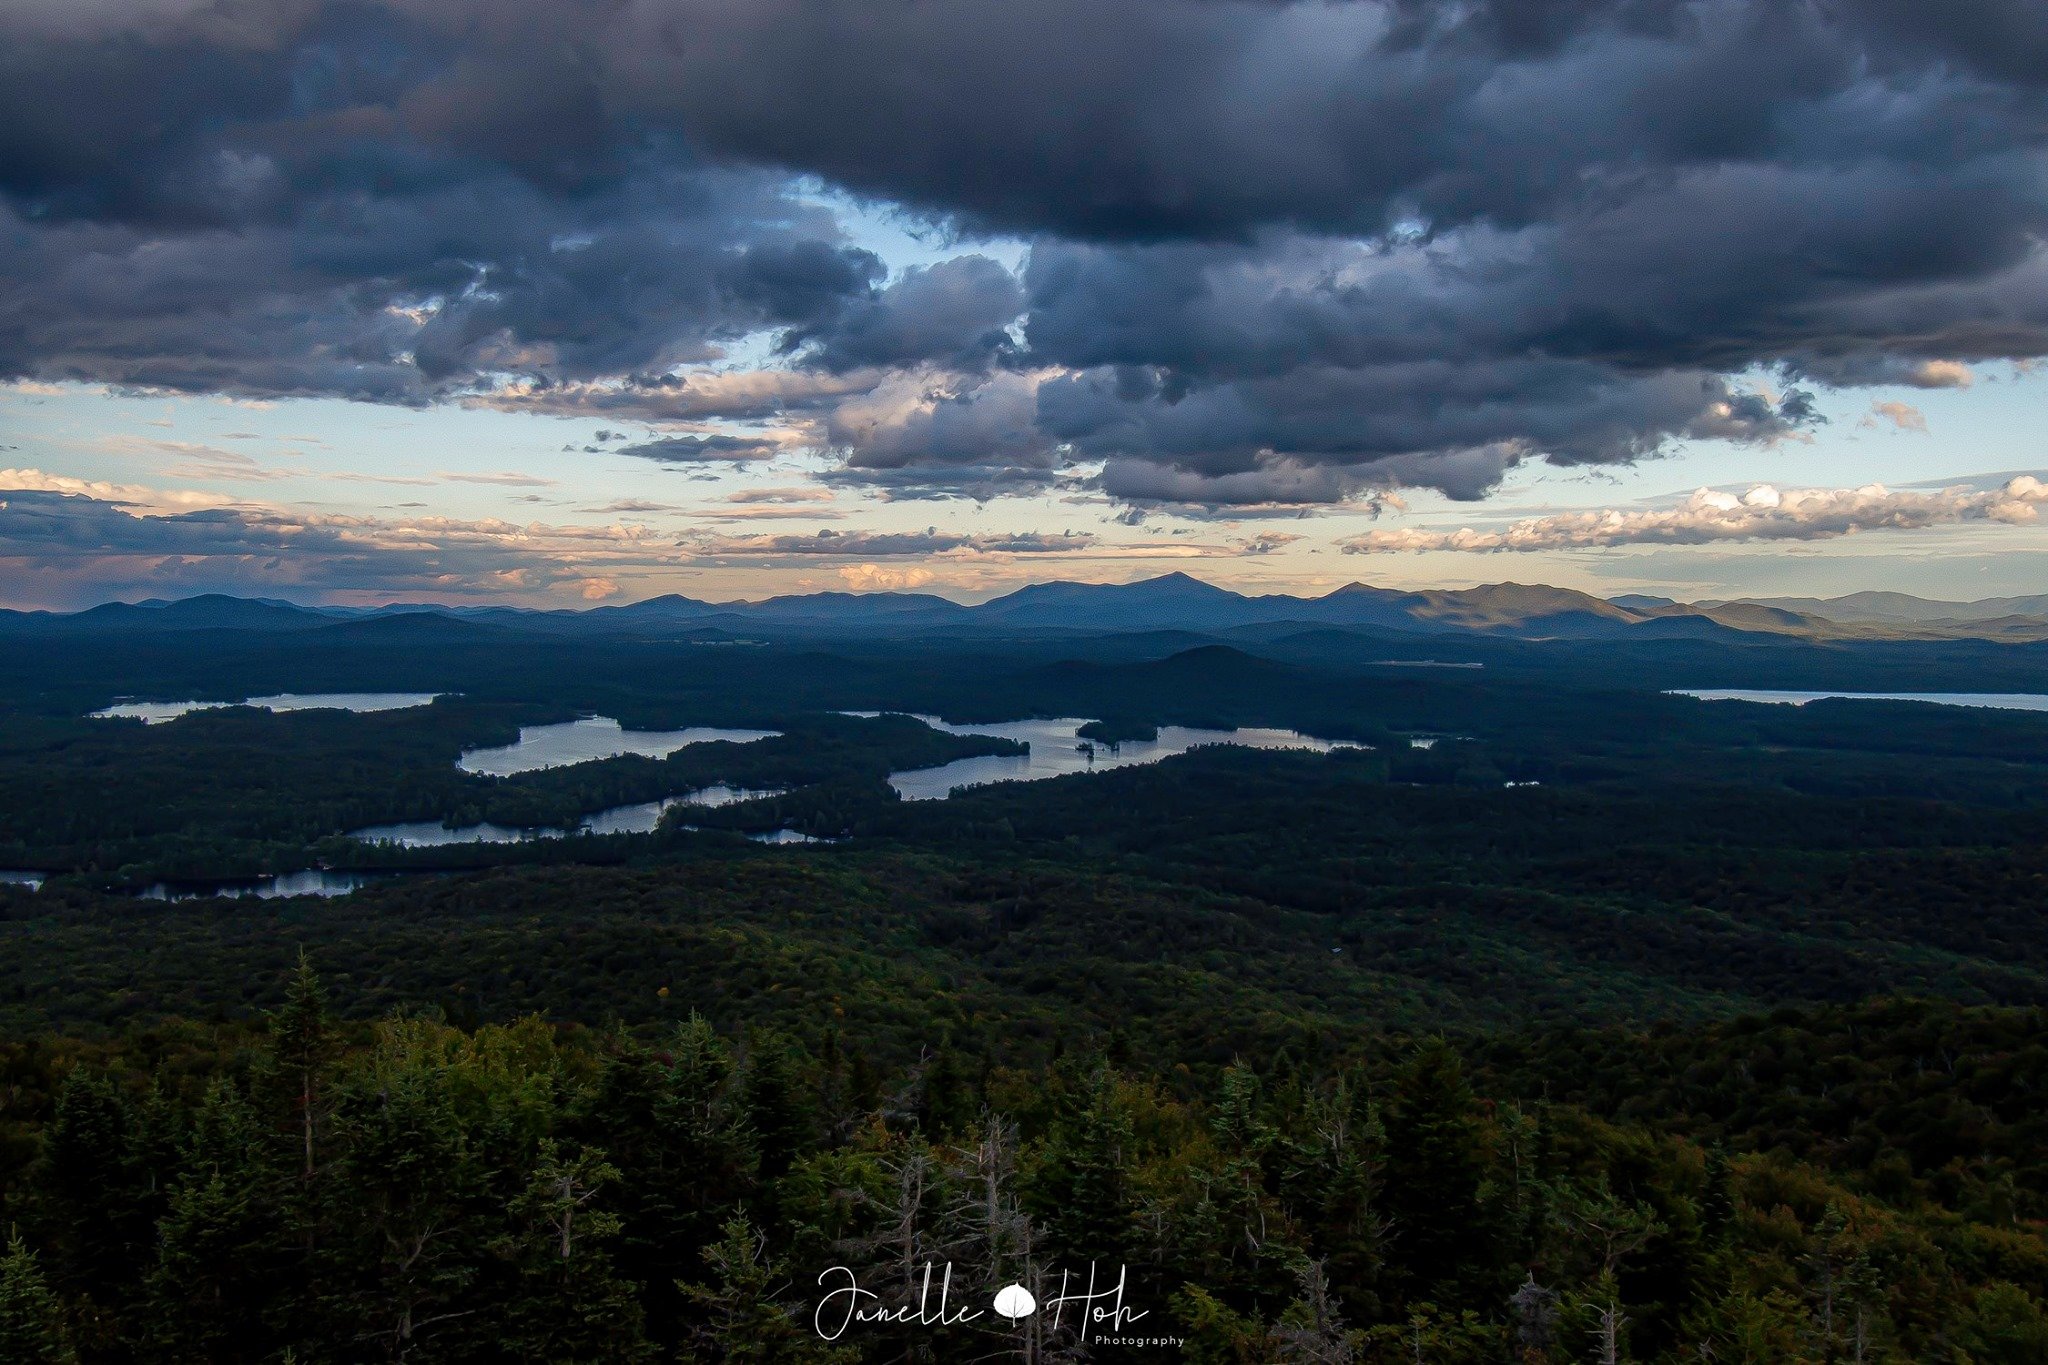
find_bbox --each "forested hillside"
[1,963,2044,1362]
[1,622,2045,1360]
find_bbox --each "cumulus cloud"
[838,563,938,591]
[3,0,2048,512]
[1341,477,2048,553]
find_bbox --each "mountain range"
[5,574,2047,643]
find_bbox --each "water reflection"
[139,869,383,901]
[350,785,787,846]
[1670,689,2048,711]
[0,870,46,891]
[348,820,546,848]
[859,713,1365,801]
[575,786,784,836]
[457,717,779,776]
[92,692,442,723]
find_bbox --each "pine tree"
[38,1069,152,1300]
[1033,1065,1139,1268]
[271,949,333,1184]
[320,1032,489,1361]
[1279,1074,1387,1313]
[138,1074,283,1361]
[679,1217,856,1364]
[739,1032,812,1182]
[143,1171,271,1361]
[578,1015,757,1347]
[1382,1040,1494,1303]
[1800,1205,1881,1361]
[496,1140,655,1363]
[0,1231,76,1365]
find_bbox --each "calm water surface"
[859,713,1365,801]
[351,784,787,846]
[140,869,383,901]
[457,717,779,775]
[0,870,45,891]
[1672,689,2048,712]
[92,692,442,723]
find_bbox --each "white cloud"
[838,563,937,590]
[1341,477,2048,554]
[0,466,239,512]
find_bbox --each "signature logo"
[814,1261,1154,1346]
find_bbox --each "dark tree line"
[3,960,2046,1362]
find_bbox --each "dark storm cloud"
[787,256,1025,373]
[618,0,2048,241]
[4,0,2048,506]
[0,170,885,402]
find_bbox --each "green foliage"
[679,1217,856,1364]
[0,1231,75,1365]
[0,972,2041,1361]
[1952,1281,2048,1364]
[2,618,2048,1360]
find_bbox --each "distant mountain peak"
[12,574,2045,644]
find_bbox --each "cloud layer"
[1342,476,2048,553]
[0,472,1103,606]
[4,0,2048,506]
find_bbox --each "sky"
[2,0,2046,610]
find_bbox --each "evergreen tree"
[739,1032,813,1183]
[579,1015,757,1346]
[36,1069,154,1302]
[319,1032,489,1361]
[0,1231,76,1365]
[679,1217,855,1364]
[141,1076,282,1362]
[1279,1074,1388,1314]
[1381,1040,1495,1304]
[1032,1066,1140,1268]
[143,1171,274,1362]
[270,949,334,1184]
[496,1139,655,1363]
[1952,1282,2048,1364]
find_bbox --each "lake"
[139,869,384,901]
[456,717,780,776]
[350,784,788,846]
[0,870,45,891]
[859,714,1365,801]
[1671,689,2048,712]
[92,692,443,723]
